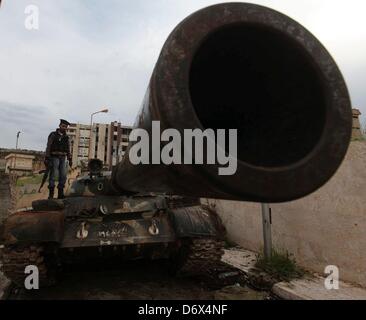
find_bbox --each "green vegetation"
[16,174,46,186]
[255,248,305,282]
[223,239,238,249]
[351,137,366,142]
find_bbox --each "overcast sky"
[0,0,365,151]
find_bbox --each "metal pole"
[261,203,272,260]
[88,114,94,160]
[16,131,21,150]
[87,109,109,161]
[14,131,21,170]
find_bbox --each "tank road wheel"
[176,238,225,277]
[0,245,57,288]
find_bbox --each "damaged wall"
[206,141,366,288]
[0,173,16,224]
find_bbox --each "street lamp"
[88,108,109,160]
[16,131,22,150]
[13,131,22,170]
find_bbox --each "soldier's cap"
[60,119,71,126]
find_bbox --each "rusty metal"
[112,2,352,203]
[170,206,225,238]
[60,216,176,248]
[3,212,64,245]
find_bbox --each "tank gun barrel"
[111,2,352,203]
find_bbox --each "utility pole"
[261,203,272,260]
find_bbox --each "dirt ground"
[3,259,270,300]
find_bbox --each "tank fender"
[3,211,65,246]
[170,206,225,238]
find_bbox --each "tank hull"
[0,195,226,287]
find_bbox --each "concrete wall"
[5,154,34,175]
[0,173,16,224]
[206,141,366,287]
[0,159,5,171]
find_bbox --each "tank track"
[176,238,251,289]
[0,245,56,288]
[178,238,225,276]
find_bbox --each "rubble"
[214,284,268,300]
[222,247,277,290]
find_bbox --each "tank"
[0,2,352,287]
[0,159,226,287]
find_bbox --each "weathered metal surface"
[32,199,65,212]
[60,216,175,248]
[170,206,224,238]
[25,195,225,250]
[32,195,166,218]
[112,2,352,203]
[68,171,115,197]
[2,193,227,285]
[3,212,64,245]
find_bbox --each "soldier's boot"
[48,187,55,199]
[57,187,65,200]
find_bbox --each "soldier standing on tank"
[44,119,73,199]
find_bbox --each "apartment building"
[109,121,133,168]
[67,123,91,167]
[67,122,132,169]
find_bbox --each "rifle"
[38,162,51,193]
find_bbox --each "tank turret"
[68,159,114,197]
